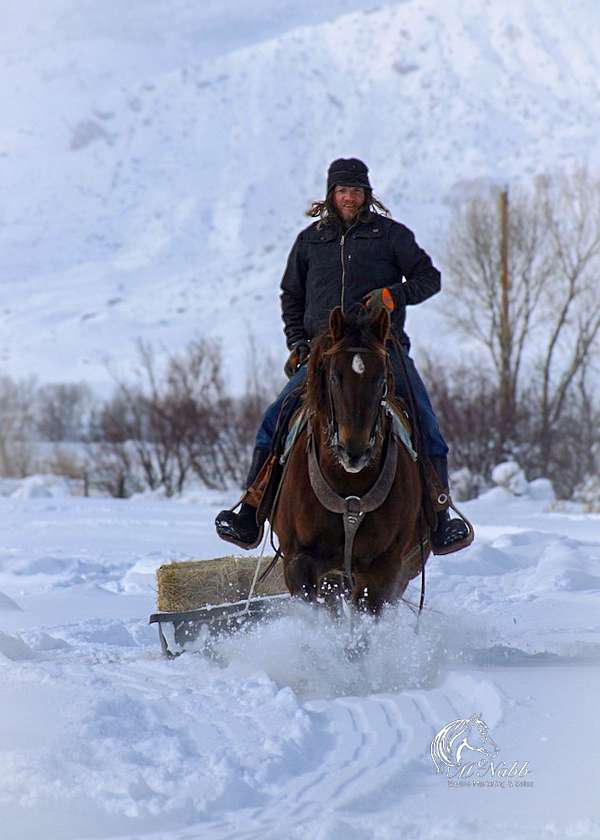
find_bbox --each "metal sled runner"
[148,555,288,656]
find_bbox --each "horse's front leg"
[284,551,322,602]
[352,568,410,616]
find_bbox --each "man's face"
[332,186,366,222]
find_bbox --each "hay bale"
[156,555,287,612]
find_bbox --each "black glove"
[284,340,310,379]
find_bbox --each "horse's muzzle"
[336,443,374,473]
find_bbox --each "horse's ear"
[373,306,391,345]
[329,306,345,343]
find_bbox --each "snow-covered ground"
[1,478,600,839]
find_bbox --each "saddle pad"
[385,400,418,461]
[281,406,309,463]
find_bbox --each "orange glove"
[364,287,395,313]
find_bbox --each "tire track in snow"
[10,608,509,838]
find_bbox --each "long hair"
[306,189,391,227]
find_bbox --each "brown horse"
[272,305,429,615]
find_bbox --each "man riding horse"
[216,157,469,553]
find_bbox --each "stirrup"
[430,500,475,556]
[215,509,264,550]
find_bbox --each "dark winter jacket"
[280,213,441,350]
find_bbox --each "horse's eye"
[331,371,342,387]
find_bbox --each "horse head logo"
[430,712,500,775]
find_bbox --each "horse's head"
[307,305,391,473]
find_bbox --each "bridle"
[306,342,395,589]
[326,344,389,454]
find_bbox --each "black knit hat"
[327,158,371,193]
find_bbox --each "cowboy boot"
[429,455,469,550]
[215,447,270,547]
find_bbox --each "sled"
[148,555,289,656]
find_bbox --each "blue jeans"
[256,348,448,457]
[388,348,448,457]
[256,364,308,450]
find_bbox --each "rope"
[242,435,297,607]
[241,525,271,616]
[257,546,282,584]
[252,416,304,589]
[391,333,431,618]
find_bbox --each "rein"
[389,333,429,614]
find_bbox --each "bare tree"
[89,391,150,496]
[86,439,143,498]
[422,355,507,479]
[94,348,192,496]
[534,171,600,469]
[0,376,38,476]
[445,168,600,466]
[422,354,600,499]
[155,337,232,490]
[36,382,95,442]
[87,336,277,496]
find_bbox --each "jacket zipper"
[339,221,357,313]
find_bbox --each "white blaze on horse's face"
[351,353,365,376]
[331,350,381,473]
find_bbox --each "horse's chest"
[297,507,390,564]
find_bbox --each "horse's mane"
[304,307,391,413]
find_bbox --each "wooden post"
[499,188,511,448]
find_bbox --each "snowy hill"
[2,0,600,389]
